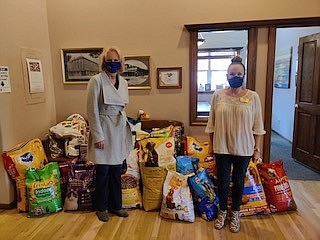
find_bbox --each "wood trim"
[263,27,277,163]
[0,200,16,210]
[247,28,258,90]
[185,17,320,31]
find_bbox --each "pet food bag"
[239,161,270,216]
[185,136,216,179]
[160,170,195,222]
[2,138,48,212]
[138,137,176,169]
[64,160,96,211]
[176,156,199,175]
[122,148,142,208]
[257,159,297,212]
[26,162,62,217]
[139,162,170,211]
[188,168,219,221]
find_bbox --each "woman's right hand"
[95,140,105,149]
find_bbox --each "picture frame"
[274,47,292,89]
[121,56,151,90]
[157,67,182,89]
[61,48,103,84]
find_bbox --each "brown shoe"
[109,209,129,217]
[96,211,109,222]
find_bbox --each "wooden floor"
[0,180,319,240]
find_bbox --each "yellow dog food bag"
[2,138,48,212]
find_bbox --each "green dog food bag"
[26,162,62,217]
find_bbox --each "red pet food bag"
[257,159,297,212]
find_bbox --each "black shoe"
[109,209,129,217]
[96,211,109,222]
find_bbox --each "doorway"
[270,26,320,179]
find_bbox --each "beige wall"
[47,0,320,141]
[0,0,56,204]
[0,0,319,205]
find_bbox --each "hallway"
[270,131,320,180]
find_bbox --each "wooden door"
[292,33,320,171]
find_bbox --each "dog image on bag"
[64,189,78,210]
[144,142,159,167]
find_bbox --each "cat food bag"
[2,138,48,212]
[176,156,199,175]
[26,162,62,217]
[239,161,270,216]
[64,160,96,211]
[122,148,142,208]
[188,168,219,221]
[257,159,297,212]
[160,170,195,222]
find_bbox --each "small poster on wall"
[0,66,12,93]
[274,47,292,89]
[26,58,45,93]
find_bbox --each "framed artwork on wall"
[157,67,182,89]
[61,48,103,84]
[121,56,151,90]
[274,47,293,89]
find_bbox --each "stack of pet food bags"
[46,113,89,161]
[136,125,177,211]
[159,156,219,222]
[2,138,63,217]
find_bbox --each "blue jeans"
[215,154,250,211]
[94,164,122,212]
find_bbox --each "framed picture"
[157,67,182,89]
[274,47,292,89]
[61,48,103,84]
[121,56,151,90]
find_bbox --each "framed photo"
[274,47,292,89]
[157,67,182,89]
[61,48,103,84]
[121,56,151,90]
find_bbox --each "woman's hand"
[253,149,261,163]
[95,140,105,149]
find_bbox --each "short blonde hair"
[99,46,125,73]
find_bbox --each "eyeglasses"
[228,72,245,77]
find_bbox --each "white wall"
[272,27,320,141]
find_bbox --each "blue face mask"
[104,61,121,73]
[228,76,244,88]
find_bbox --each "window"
[197,48,240,91]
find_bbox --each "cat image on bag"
[64,189,78,210]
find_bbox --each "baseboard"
[0,200,16,209]
[271,130,292,144]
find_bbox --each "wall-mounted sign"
[26,58,44,93]
[0,66,12,93]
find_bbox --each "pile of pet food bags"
[125,120,297,223]
[1,115,297,221]
[1,114,95,217]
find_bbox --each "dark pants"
[215,154,251,211]
[94,164,122,212]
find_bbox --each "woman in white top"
[205,56,266,233]
[87,47,133,222]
